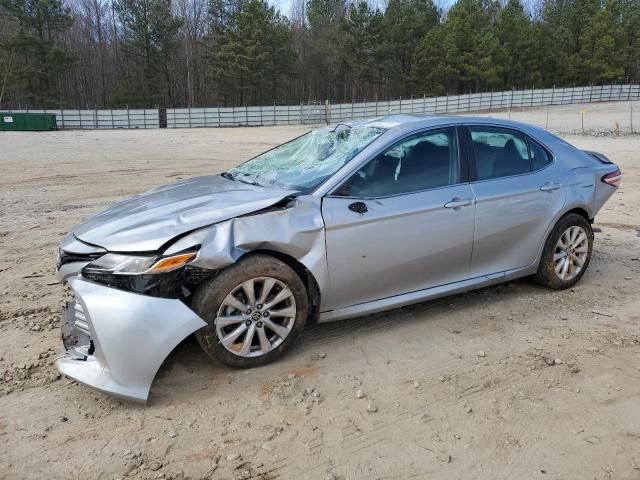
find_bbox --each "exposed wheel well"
[241,249,321,323]
[564,207,593,224]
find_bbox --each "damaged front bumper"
[56,277,206,402]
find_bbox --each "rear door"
[464,125,566,277]
[321,126,476,311]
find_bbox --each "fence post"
[530,86,534,107]
[631,98,634,134]
[545,104,550,129]
[79,109,83,129]
[490,90,493,110]
[446,93,449,112]
[126,106,130,128]
[60,109,65,129]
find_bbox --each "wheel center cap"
[251,312,262,322]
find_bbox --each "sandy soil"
[0,117,639,480]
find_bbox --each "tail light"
[601,169,622,187]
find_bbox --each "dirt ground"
[1,111,639,480]
[478,99,638,134]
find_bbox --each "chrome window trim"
[325,180,471,201]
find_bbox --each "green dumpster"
[0,113,58,131]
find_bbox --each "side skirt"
[318,265,536,323]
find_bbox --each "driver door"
[321,127,476,311]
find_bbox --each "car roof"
[341,114,542,136]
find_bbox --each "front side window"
[334,128,460,198]
[470,127,530,180]
[227,125,386,193]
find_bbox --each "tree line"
[1,0,639,109]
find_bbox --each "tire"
[192,254,309,368]
[534,213,593,290]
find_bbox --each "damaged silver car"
[56,115,621,402]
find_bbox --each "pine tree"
[438,0,500,93]
[579,7,624,83]
[209,0,294,105]
[495,0,541,89]
[306,0,347,101]
[0,0,74,107]
[113,0,183,106]
[340,1,382,101]
[379,0,439,97]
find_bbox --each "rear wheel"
[192,255,308,368]
[534,213,593,289]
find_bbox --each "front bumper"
[56,277,206,402]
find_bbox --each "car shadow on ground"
[150,277,553,405]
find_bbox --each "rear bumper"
[56,277,206,402]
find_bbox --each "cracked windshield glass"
[227,125,386,192]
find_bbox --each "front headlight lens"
[85,252,196,275]
[86,253,157,274]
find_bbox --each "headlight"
[85,252,196,275]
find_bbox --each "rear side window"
[469,127,530,180]
[528,138,552,170]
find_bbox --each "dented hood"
[73,174,297,252]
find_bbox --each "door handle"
[444,197,473,209]
[348,201,368,214]
[540,182,562,192]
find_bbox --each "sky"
[267,0,456,19]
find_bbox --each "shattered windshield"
[227,125,386,192]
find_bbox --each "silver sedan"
[55,115,621,401]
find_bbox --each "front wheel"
[534,213,593,290]
[192,254,309,368]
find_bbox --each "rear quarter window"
[528,138,553,171]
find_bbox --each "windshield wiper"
[234,174,263,187]
[332,122,352,132]
[224,169,264,187]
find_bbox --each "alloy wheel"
[553,226,589,281]
[215,277,297,357]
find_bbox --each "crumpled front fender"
[56,278,206,403]
[189,195,329,296]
